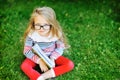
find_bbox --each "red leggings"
[20,56,74,80]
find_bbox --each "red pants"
[20,56,74,80]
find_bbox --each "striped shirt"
[23,31,65,64]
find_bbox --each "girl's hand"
[38,59,48,72]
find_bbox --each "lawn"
[0,0,120,80]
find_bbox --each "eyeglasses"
[34,24,51,30]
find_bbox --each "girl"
[20,7,74,80]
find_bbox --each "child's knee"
[67,60,74,70]
[20,62,26,71]
[20,61,31,71]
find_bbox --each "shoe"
[46,77,55,80]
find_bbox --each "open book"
[32,43,55,68]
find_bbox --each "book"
[32,43,55,68]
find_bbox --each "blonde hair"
[24,7,69,48]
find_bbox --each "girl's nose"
[40,27,44,31]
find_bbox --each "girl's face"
[34,15,51,36]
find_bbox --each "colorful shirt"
[23,31,65,64]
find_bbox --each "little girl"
[20,7,74,80]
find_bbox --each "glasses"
[34,24,51,30]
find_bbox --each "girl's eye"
[34,24,51,30]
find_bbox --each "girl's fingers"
[41,66,48,72]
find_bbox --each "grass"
[0,0,120,80]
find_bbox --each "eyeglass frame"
[34,24,52,30]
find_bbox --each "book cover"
[32,43,55,68]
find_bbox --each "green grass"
[0,0,120,80]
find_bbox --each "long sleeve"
[23,37,40,64]
[50,40,65,59]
